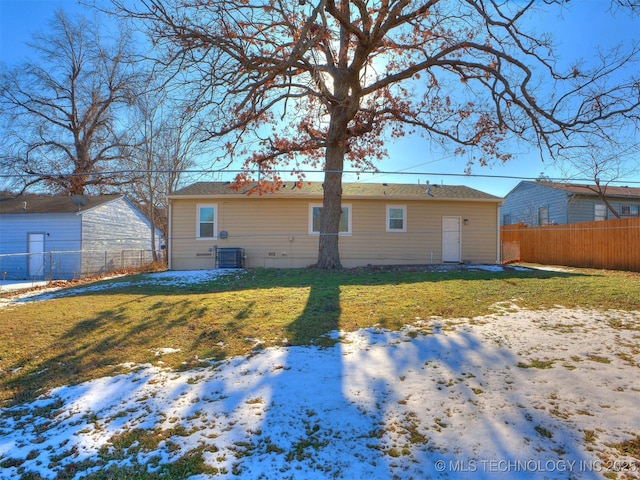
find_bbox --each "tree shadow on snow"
[222,275,600,478]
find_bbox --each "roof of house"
[0,194,123,214]
[528,181,640,198]
[169,182,501,202]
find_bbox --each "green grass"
[517,359,556,369]
[1,266,639,406]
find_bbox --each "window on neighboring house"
[502,213,512,226]
[620,205,639,216]
[309,204,351,235]
[538,206,549,226]
[197,204,217,239]
[594,204,607,221]
[387,206,406,232]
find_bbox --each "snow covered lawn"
[0,270,639,479]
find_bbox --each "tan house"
[167,181,502,270]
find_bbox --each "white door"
[28,233,45,278]
[442,217,461,263]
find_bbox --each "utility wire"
[2,168,640,185]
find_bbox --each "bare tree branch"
[0,9,147,195]
[110,0,640,268]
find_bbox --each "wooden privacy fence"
[501,218,640,272]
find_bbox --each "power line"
[2,168,640,185]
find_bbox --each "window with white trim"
[594,204,607,221]
[309,204,351,235]
[387,205,406,232]
[197,204,217,239]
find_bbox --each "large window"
[309,204,351,235]
[197,204,217,239]
[387,205,406,232]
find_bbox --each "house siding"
[169,197,499,270]
[0,213,82,279]
[501,183,568,226]
[567,197,605,223]
[502,181,640,226]
[567,196,640,223]
[81,198,159,275]
[611,199,640,218]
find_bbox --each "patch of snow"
[0,280,50,293]
[0,269,242,306]
[472,265,507,272]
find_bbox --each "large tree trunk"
[317,152,344,269]
[317,112,348,269]
[316,42,356,269]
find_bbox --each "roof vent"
[71,195,89,211]
[22,201,27,211]
[426,181,434,197]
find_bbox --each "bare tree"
[124,89,204,261]
[112,0,640,268]
[561,137,640,218]
[0,9,146,195]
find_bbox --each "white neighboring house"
[0,194,162,280]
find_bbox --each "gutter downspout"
[167,198,173,271]
[496,203,501,264]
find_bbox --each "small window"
[594,204,607,221]
[538,206,549,226]
[620,205,639,216]
[502,213,512,226]
[197,204,217,239]
[387,206,406,232]
[309,204,351,235]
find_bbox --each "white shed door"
[28,233,45,277]
[442,217,461,263]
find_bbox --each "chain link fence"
[0,249,165,281]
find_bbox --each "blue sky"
[1,0,639,196]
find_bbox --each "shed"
[0,194,161,280]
